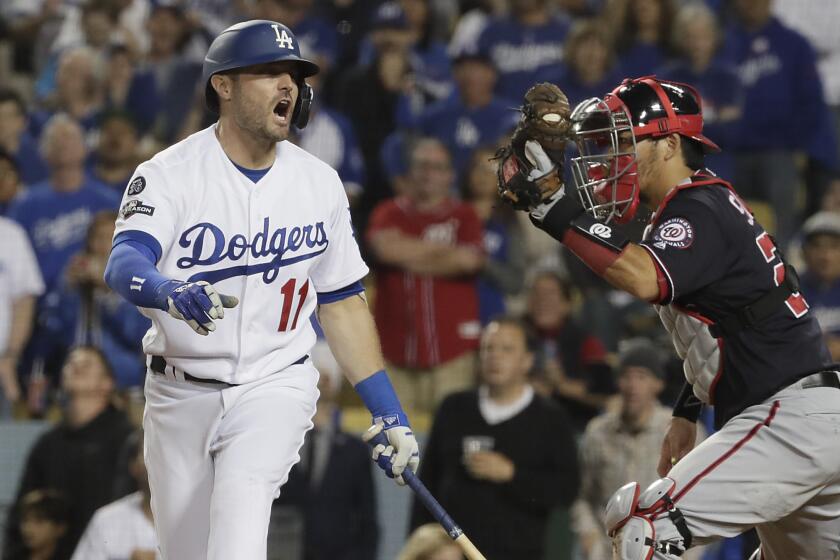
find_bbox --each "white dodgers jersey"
[114,126,369,383]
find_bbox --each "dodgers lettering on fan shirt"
[639,173,831,427]
[112,126,368,384]
[720,16,824,151]
[475,15,571,103]
[8,179,120,291]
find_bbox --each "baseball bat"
[367,430,487,560]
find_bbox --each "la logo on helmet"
[272,25,294,49]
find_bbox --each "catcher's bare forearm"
[602,245,660,301]
[533,195,660,301]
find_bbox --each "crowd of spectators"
[1,0,839,558]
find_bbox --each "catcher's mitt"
[495,83,572,210]
[517,82,572,152]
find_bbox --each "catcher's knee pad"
[605,478,693,559]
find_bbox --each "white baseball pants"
[143,361,318,559]
[651,381,840,559]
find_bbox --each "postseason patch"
[120,199,155,219]
[653,217,694,249]
[127,176,146,195]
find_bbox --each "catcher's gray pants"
[651,378,840,560]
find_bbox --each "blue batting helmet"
[202,20,320,126]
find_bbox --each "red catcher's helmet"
[612,76,719,153]
[568,76,718,224]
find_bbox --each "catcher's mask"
[570,76,719,224]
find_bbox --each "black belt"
[149,355,308,386]
[798,370,840,390]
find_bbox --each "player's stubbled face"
[230,61,299,142]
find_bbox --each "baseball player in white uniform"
[104,20,419,559]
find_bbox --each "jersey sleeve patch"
[652,217,694,250]
[120,199,156,219]
[126,175,146,195]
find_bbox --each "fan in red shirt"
[367,138,484,414]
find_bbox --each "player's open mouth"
[273,100,291,124]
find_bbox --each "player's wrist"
[672,383,702,422]
[354,370,410,428]
[531,190,584,232]
[557,213,630,276]
[154,279,185,311]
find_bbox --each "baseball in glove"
[495,82,572,211]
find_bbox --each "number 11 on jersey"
[278,278,310,331]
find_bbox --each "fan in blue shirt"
[799,212,840,362]
[87,111,142,194]
[720,11,824,152]
[415,48,518,178]
[8,115,120,292]
[40,210,150,388]
[658,3,742,180]
[357,1,454,123]
[719,0,828,243]
[475,0,571,103]
[293,13,340,70]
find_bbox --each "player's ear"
[664,133,681,162]
[211,74,234,104]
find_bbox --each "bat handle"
[403,471,487,560]
[402,470,461,537]
[367,431,487,560]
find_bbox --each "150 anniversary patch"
[127,176,146,195]
[653,217,694,249]
[120,199,155,219]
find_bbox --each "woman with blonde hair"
[658,2,742,179]
[397,524,463,560]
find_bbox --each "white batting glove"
[363,422,420,486]
[164,280,239,335]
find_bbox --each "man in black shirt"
[410,316,579,559]
[3,346,134,560]
[501,76,840,559]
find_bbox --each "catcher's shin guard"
[605,479,693,559]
